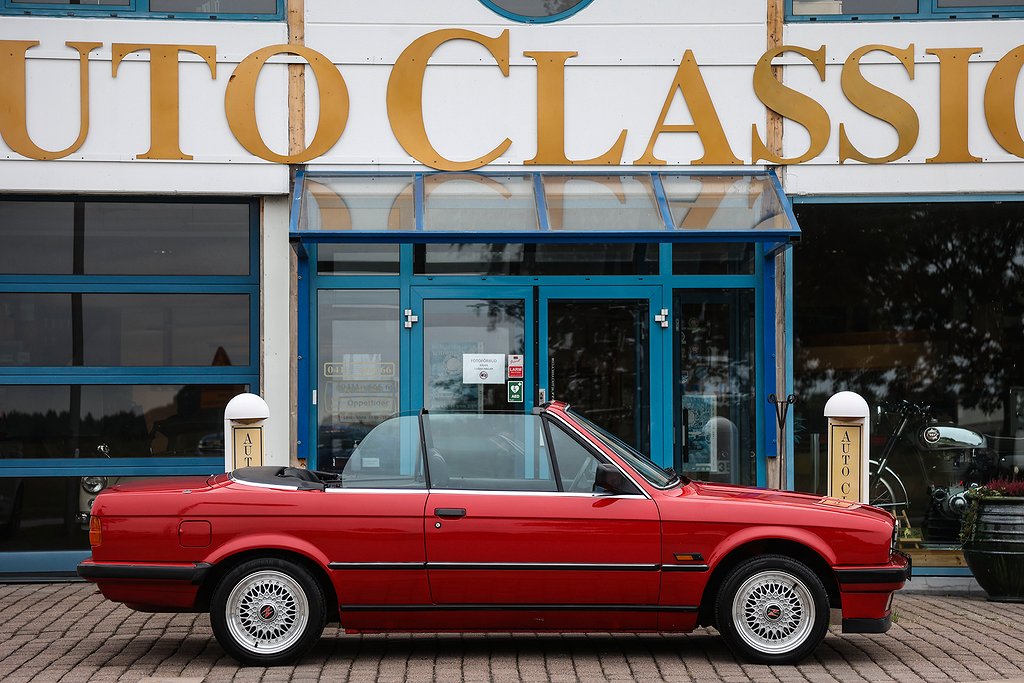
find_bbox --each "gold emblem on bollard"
[828,423,862,501]
[232,426,264,469]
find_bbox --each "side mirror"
[594,463,637,495]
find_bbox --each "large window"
[788,0,1024,20]
[792,201,1024,569]
[0,197,259,471]
[0,0,282,19]
[0,198,257,562]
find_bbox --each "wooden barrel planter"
[963,496,1024,603]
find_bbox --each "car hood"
[686,479,894,523]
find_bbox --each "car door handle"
[434,508,467,519]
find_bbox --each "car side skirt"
[77,561,212,585]
[339,604,699,612]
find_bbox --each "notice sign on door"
[507,354,524,379]
[508,380,524,403]
[463,354,505,384]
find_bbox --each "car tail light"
[89,516,102,548]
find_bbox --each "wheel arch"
[196,547,340,622]
[698,537,841,627]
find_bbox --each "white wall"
[261,196,292,466]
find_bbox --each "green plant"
[960,478,1024,544]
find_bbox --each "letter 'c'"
[387,29,512,171]
[226,44,349,164]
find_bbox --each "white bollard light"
[823,391,870,504]
[224,393,270,472]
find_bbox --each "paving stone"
[1,585,1023,682]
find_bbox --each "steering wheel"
[567,457,596,493]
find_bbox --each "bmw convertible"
[78,402,909,666]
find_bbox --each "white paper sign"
[463,354,506,384]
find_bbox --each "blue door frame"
[300,242,781,487]
[410,285,537,414]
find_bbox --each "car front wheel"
[210,557,326,666]
[715,554,830,664]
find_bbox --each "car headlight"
[82,476,107,494]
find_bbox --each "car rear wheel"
[210,558,326,666]
[715,554,829,664]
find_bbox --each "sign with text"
[231,426,264,469]
[507,354,524,379]
[508,380,524,403]
[463,354,505,384]
[827,423,863,502]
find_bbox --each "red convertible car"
[78,402,909,666]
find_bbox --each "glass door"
[674,289,757,485]
[411,287,534,413]
[539,286,664,460]
[316,289,402,472]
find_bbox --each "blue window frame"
[787,0,1024,21]
[0,196,260,479]
[0,0,284,21]
[477,0,595,24]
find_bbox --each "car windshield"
[566,409,682,489]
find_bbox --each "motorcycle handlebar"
[879,399,931,417]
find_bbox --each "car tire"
[210,557,326,666]
[714,554,830,664]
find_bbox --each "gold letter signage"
[524,50,627,165]
[839,44,919,164]
[828,423,863,502]
[231,426,264,469]
[387,29,512,171]
[984,45,1024,158]
[226,44,349,164]
[751,45,831,165]
[111,43,218,160]
[6,36,1024,167]
[634,50,741,166]
[0,41,101,160]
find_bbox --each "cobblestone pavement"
[1,583,1023,683]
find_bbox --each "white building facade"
[1,0,1021,578]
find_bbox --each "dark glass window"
[415,243,658,276]
[0,198,258,468]
[3,0,281,17]
[673,243,755,275]
[83,203,250,275]
[484,0,590,18]
[0,200,250,276]
[0,477,89,553]
[150,0,277,11]
[0,293,249,367]
[317,244,400,276]
[792,202,1024,565]
[791,0,917,15]
[0,202,74,275]
[0,384,246,459]
[674,290,757,486]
